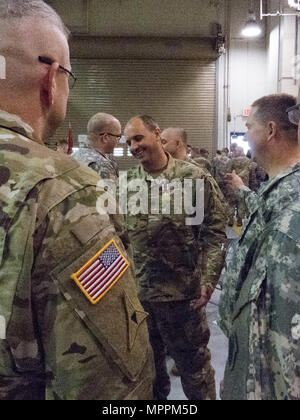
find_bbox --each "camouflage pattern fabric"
[125,155,227,302]
[72,147,119,180]
[124,155,226,400]
[227,156,251,187]
[219,163,300,400]
[0,110,153,400]
[193,157,212,174]
[212,156,231,191]
[143,301,216,400]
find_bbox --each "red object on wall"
[243,108,251,117]
[67,122,73,155]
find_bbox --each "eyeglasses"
[98,132,122,141]
[38,56,77,89]
[286,104,300,126]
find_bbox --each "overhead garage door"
[52,58,216,170]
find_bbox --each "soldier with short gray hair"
[73,112,121,181]
[0,0,153,400]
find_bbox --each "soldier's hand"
[225,170,244,191]
[190,286,213,310]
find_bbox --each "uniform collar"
[139,152,175,181]
[259,163,300,197]
[0,109,34,140]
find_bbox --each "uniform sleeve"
[266,229,300,400]
[199,175,227,290]
[236,186,258,218]
[88,161,110,180]
[0,190,45,400]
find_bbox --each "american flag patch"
[71,239,129,305]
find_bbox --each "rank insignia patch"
[71,239,129,304]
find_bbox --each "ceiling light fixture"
[242,10,262,38]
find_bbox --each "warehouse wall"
[46,0,299,155]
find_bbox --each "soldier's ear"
[267,121,277,142]
[154,128,161,142]
[41,62,59,110]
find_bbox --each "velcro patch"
[0,315,6,340]
[71,239,129,305]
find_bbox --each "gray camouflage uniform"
[219,164,300,400]
[73,147,119,180]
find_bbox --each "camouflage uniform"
[212,156,231,195]
[0,110,153,400]
[72,147,119,181]
[219,164,300,400]
[125,155,227,400]
[226,156,252,225]
[193,157,212,174]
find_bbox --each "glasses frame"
[38,56,77,89]
[98,132,122,141]
[286,104,300,126]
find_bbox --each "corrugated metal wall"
[52,59,216,169]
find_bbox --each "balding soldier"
[73,112,121,181]
[124,115,227,400]
[0,0,153,400]
[161,127,199,166]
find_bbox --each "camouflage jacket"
[212,156,231,186]
[0,110,153,400]
[72,147,119,180]
[227,156,251,187]
[193,157,212,174]
[219,164,300,400]
[124,155,227,302]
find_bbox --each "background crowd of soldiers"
[187,143,268,227]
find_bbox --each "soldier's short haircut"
[174,128,188,145]
[138,115,160,132]
[0,0,69,38]
[252,94,297,136]
[87,113,115,135]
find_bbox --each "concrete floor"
[167,226,239,400]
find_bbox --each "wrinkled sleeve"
[199,174,227,290]
[236,186,258,218]
[266,229,300,400]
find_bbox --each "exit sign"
[243,108,251,117]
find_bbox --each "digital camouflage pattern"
[125,155,226,400]
[72,147,119,180]
[0,110,153,400]
[125,155,227,302]
[219,163,300,400]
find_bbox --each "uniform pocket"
[232,265,266,321]
[51,233,150,382]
